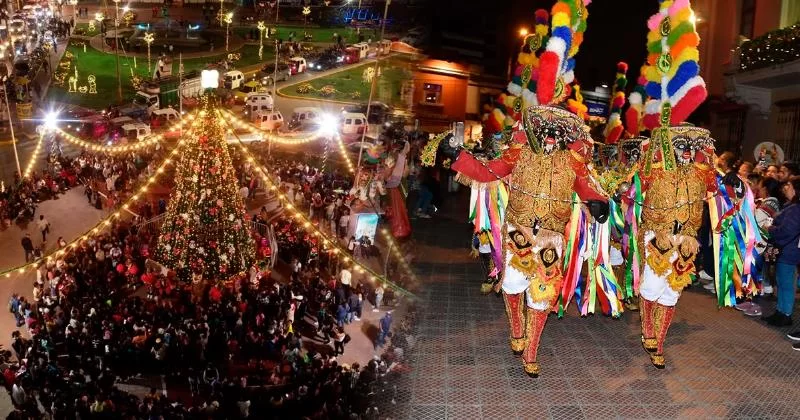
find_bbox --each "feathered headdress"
[485,9,551,135]
[537,0,591,105]
[642,0,707,129]
[624,65,648,137]
[603,62,628,144]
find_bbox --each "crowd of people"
[713,159,800,347]
[2,142,416,418]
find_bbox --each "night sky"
[505,0,659,89]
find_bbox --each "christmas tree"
[155,97,255,283]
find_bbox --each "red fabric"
[451,148,520,182]
[387,188,411,239]
[209,286,222,303]
[571,159,607,203]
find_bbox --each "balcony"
[726,24,800,114]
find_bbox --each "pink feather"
[647,13,663,31]
[669,0,691,16]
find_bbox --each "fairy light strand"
[0,137,188,279]
[218,110,416,299]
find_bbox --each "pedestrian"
[373,283,384,312]
[375,310,392,349]
[333,327,348,355]
[37,215,50,242]
[21,233,34,262]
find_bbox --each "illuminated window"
[423,83,442,104]
[781,0,800,28]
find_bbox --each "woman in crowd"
[763,178,800,327]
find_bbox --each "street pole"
[356,0,362,35]
[178,53,183,115]
[275,0,279,25]
[3,80,20,177]
[355,0,389,182]
[272,38,278,91]
[113,0,122,101]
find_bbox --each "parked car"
[233,80,266,104]
[253,110,284,131]
[288,57,307,75]
[342,101,393,124]
[223,70,245,89]
[259,63,291,86]
[341,112,368,136]
[288,107,322,131]
[307,53,340,71]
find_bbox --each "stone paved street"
[384,191,800,420]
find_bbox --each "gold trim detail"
[650,353,665,368]
[510,338,526,353]
[524,362,540,375]
[642,337,657,352]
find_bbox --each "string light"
[54,117,187,154]
[218,110,416,299]
[335,135,355,173]
[0,138,186,278]
[22,132,45,178]
[220,109,324,146]
[381,228,418,285]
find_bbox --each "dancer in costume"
[634,0,758,368]
[438,0,607,377]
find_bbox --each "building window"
[740,0,755,38]
[781,0,800,28]
[776,100,800,161]
[423,83,442,104]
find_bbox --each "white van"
[351,42,370,59]
[223,70,245,89]
[341,112,368,136]
[121,123,152,142]
[288,107,322,131]
[151,108,180,124]
[243,92,274,117]
[254,110,284,132]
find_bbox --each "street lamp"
[257,21,265,60]
[355,0,390,180]
[519,28,529,37]
[144,32,155,74]
[302,6,310,30]
[2,76,20,177]
[112,0,122,101]
[224,12,233,51]
[95,12,104,50]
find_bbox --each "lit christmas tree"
[155,95,255,283]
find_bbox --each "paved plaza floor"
[383,191,800,420]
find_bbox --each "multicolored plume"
[603,62,628,144]
[484,9,551,135]
[537,0,591,105]
[566,84,588,121]
[642,0,707,129]
[624,66,648,137]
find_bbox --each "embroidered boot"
[639,297,657,353]
[521,309,548,378]
[650,303,675,369]
[503,292,526,355]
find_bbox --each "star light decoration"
[143,32,155,72]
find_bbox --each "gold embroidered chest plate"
[506,148,575,232]
[642,166,705,236]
